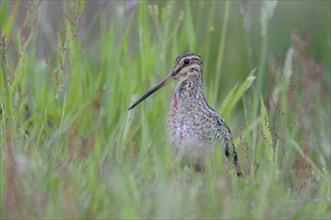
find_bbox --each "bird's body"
[128,53,242,176]
[168,74,230,169]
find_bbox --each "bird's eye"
[183,59,190,65]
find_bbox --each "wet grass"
[1,1,330,218]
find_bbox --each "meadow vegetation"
[1,1,330,218]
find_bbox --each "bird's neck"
[173,74,207,106]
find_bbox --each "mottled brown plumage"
[128,53,242,177]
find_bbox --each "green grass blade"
[212,0,231,106]
[2,2,19,42]
[219,68,256,118]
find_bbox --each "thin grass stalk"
[202,0,216,98]
[252,3,273,170]
[212,0,230,106]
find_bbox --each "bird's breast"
[167,90,214,159]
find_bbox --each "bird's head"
[128,52,203,110]
[171,53,203,81]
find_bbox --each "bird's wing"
[213,113,243,177]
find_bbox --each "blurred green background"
[1,0,330,218]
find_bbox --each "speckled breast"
[166,89,214,163]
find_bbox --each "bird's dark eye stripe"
[174,56,202,70]
[182,58,201,65]
[190,58,202,63]
[175,66,184,74]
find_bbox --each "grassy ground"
[1,1,330,218]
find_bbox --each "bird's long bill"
[128,72,175,110]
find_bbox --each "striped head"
[172,53,203,81]
[128,52,203,110]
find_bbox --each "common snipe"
[128,53,242,177]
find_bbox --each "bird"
[128,53,242,177]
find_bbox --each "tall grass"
[1,1,330,218]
